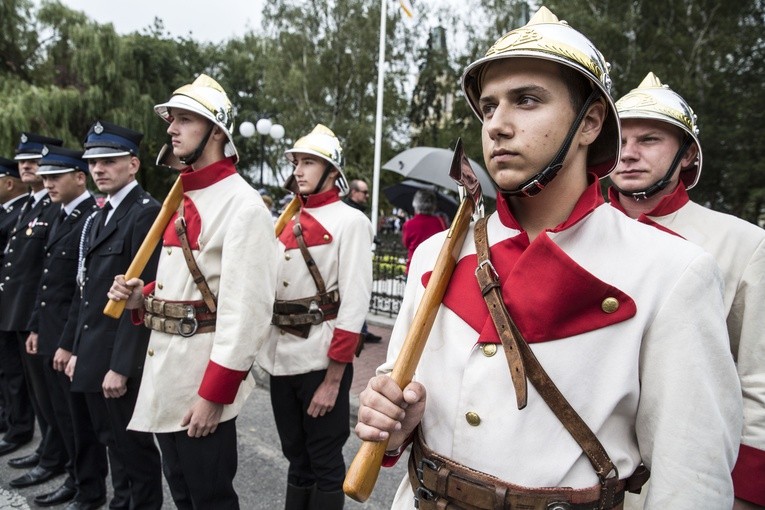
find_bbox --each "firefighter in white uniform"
[608,73,765,510]
[110,74,277,509]
[354,7,742,510]
[257,125,373,510]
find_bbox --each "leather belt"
[143,296,216,338]
[408,430,631,510]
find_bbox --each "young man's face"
[43,171,85,204]
[611,118,691,194]
[479,58,579,191]
[166,108,211,160]
[290,153,338,195]
[18,159,42,186]
[88,155,138,195]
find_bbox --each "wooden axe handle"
[274,196,301,236]
[102,178,185,319]
[343,197,475,502]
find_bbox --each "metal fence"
[370,232,408,317]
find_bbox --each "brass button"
[601,297,619,314]
[147,349,154,356]
[157,283,163,290]
[83,325,89,330]
[465,412,481,426]
[61,251,66,256]
[283,281,289,287]
[285,253,291,260]
[40,302,46,307]
[481,343,497,357]
[323,234,330,241]
[42,285,47,290]
[166,247,172,255]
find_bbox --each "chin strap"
[501,88,602,198]
[179,124,215,166]
[612,136,692,201]
[309,162,335,196]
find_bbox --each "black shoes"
[34,484,77,507]
[365,332,382,343]
[64,497,107,510]
[9,464,65,488]
[0,439,24,456]
[8,451,40,468]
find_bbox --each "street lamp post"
[239,118,285,187]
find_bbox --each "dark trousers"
[79,383,163,510]
[42,359,102,496]
[23,351,69,472]
[270,366,352,491]
[0,331,34,444]
[156,418,239,510]
[69,391,108,504]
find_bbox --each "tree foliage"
[0,0,762,223]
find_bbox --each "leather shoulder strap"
[293,212,327,294]
[175,200,217,313]
[473,218,619,496]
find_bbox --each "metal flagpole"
[370,0,387,235]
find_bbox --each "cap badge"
[41,146,49,156]
[20,134,28,143]
[94,122,104,134]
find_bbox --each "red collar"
[608,183,690,217]
[496,174,604,232]
[300,188,341,208]
[179,157,238,192]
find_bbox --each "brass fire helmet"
[154,74,239,164]
[461,6,620,179]
[616,72,702,189]
[285,124,349,195]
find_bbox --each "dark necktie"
[95,202,112,237]
[49,209,67,240]
[14,194,35,229]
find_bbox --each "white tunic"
[611,184,765,505]
[129,159,277,433]
[257,190,374,375]
[381,186,741,509]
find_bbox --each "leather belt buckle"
[308,301,324,325]
[178,304,199,338]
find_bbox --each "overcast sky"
[51,0,265,43]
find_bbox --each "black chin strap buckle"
[520,178,545,197]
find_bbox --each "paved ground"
[0,315,404,509]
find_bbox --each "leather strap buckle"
[178,305,199,337]
[308,301,325,325]
[521,178,546,197]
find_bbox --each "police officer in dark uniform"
[18,146,101,507]
[63,121,163,510]
[0,133,68,488]
[0,157,29,435]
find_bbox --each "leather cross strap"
[473,218,620,508]
[174,201,217,313]
[293,212,328,294]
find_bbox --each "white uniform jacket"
[381,181,742,509]
[257,189,373,375]
[610,184,765,506]
[129,158,277,433]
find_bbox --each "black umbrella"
[383,180,458,219]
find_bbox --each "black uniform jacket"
[0,195,28,263]
[28,196,98,356]
[0,193,57,332]
[62,184,160,393]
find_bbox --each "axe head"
[449,138,484,219]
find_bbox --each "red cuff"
[130,309,144,326]
[327,328,361,363]
[381,432,415,468]
[198,360,249,404]
[732,443,765,506]
[130,281,154,325]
